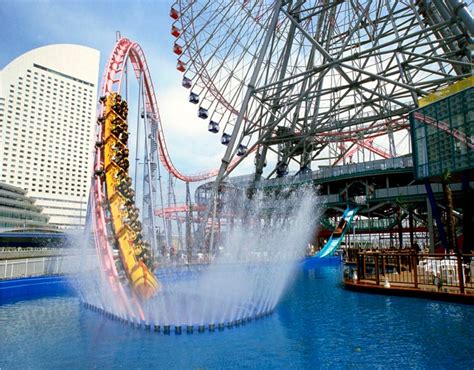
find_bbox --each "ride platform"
[344,249,474,304]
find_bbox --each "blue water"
[1,264,473,369]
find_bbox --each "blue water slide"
[315,207,358,258]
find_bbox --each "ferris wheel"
[170,0,473,183]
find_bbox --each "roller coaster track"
[92,37,245,317]
[154,203,207,217]
[100,37,243,183]
[413,111,474,149]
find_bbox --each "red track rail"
[91,37,233,319]
[100,37,244,182]
[154,203,207,217]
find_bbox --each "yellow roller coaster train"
[99,93,160,300]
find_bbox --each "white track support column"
[141,73,160,256]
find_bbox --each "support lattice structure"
[170,0,473,184]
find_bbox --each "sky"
[0,0,255,202]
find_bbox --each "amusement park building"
[0,44,100,228]
[0,182,49,230]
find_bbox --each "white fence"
[0,256,83,279]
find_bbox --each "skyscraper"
[0,44,100,228]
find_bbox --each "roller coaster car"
[221,133,231,145]
[134,272,160,300]
[189,92,199,104]
[116,226,160,299]
[208,120,219,133]
[101,93,160,300]
[198,107,209,119]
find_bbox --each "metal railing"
[346,249,474,294]
[223,156,413,191]
[324,217,398,231]
[258,156,413,188]
[0,255,83,279]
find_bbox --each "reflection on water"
[1,264,473,369]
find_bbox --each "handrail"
[345,248,474,294]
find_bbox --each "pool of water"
[1,264,473,369]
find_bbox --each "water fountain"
[73,186,321,333]
[68,37,324,334]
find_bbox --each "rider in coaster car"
[118,176,132,190]
[125,210,139,224]
[112,117,124,126]
[118,157,130,171]
[112,147,129,163]
[118,132,128,143]
[117,182,132,197]
[112,124,126,137]
[134,232,143,244]
[127,204,138,215]
[130,220,142,232]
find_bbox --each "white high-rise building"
[0,44,100,228]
